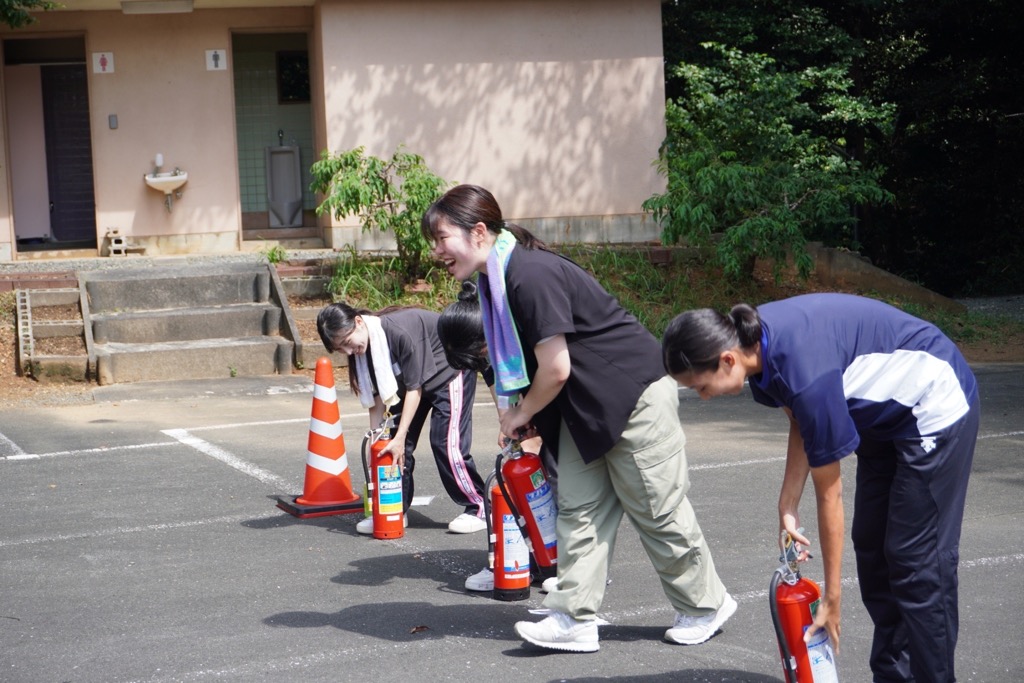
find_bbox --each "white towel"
[353,315,400,410]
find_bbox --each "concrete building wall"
[0,7,314,258]
[0,1,665,261]
[315,0,666,248]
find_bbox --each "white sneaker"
[540,576,558,593]
[448,513,487,534]
[465,567,494,592]
[355,515,407,535]
[664,593,737,645]
[515,611,599,652]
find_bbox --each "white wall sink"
[144,171,188,194]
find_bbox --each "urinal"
[266,146,303,228]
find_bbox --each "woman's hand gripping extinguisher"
[769,531,839,683]
[361,412,404,540]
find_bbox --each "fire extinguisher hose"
[770,568,800,683]
[360,430,372,492]
[482,469,497,570]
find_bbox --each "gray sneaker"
[664,593,737,645]
[515,611,599,652]
[464,567,494,592]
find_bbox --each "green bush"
[310,145,450,283]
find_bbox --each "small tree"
[310,145,449,282]
[1,1,60,29]
[643,43,893,281]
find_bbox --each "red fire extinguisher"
[362,414,404,540]
[769,531,839,683]
[489,477,531,601]
[495,441,557,581]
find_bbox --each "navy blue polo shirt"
[749,294,978,467]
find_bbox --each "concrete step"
[84,263,273,313]
[0,271,77,293]
[93,336,294,386]
[76,262,304,385]
[91,303,282,344]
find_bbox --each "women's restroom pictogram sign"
[92,52,115,74]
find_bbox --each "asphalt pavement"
[1,363,1021,682]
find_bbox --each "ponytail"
[663,304,762,375]
[729,304,762,349]
[437,280,490,373]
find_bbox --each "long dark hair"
[437,280,489,373]
[317,301,409,393]
[662,304,762,375]
[420,184,547,250]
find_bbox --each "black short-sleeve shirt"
[504,247,665,462]
[369,308,455,397]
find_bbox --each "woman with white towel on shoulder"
[316,302,487,535]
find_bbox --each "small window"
[276,50,310,104]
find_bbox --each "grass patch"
[315,244,1022,349]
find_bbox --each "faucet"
[278,129,284,146]
[172,167,183,176]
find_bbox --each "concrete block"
[90,304,279,344]
[94,337,292,386]
[83,264,272,313]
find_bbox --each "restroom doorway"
[3,37,97,252]
[231,33,317,243]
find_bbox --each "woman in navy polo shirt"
[422,184,735,653]
[662,294,979,683]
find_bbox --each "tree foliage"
[0,0,59,29]
[660,0,1024,296]
[310,146,450,282]
[645,42,892,280]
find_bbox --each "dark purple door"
[41,64,96,244]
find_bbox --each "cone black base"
[276,495,365,519]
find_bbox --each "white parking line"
[0,441,176,462]
[163,428,294,490]
[0,511,281,549]
[691,457,786,471]
[0,431,25,456]
[978,430,1024,439]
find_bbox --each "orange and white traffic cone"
[277,357,364,518]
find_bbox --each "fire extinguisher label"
[803,626,839,682]
[525,480,558,550]
[502,513,530,577]
[377,465,403,514]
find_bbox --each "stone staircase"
[17,262,309,385]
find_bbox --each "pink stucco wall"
[316,0,665,220]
